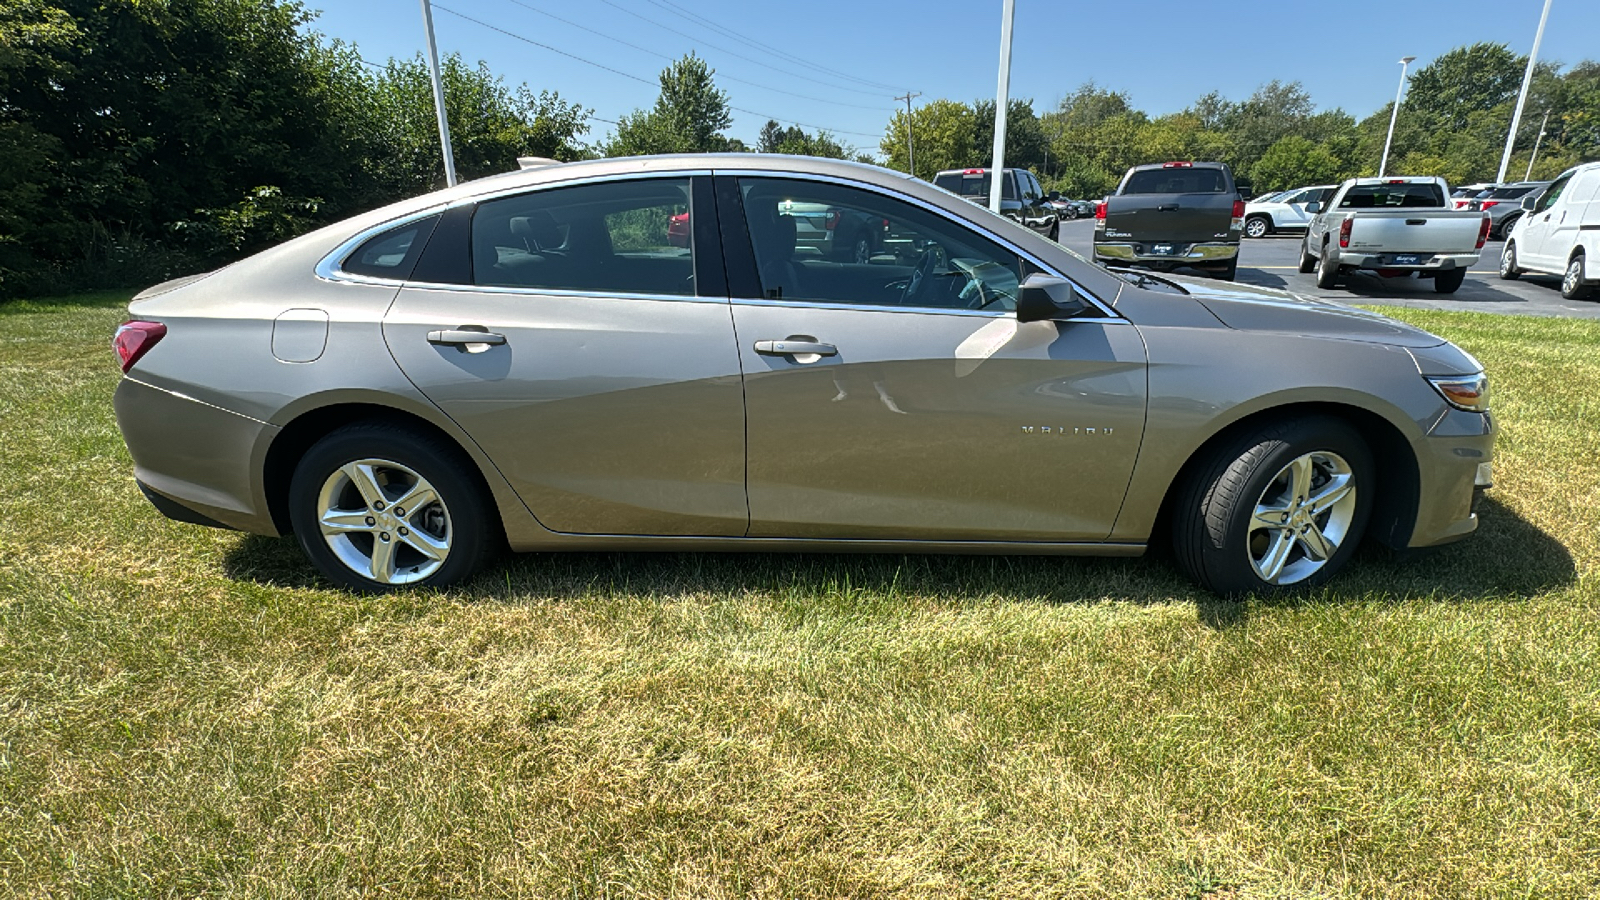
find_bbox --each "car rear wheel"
[289,423,495,592]
[1214,257,1238,281]
[1433,267,1467,294]
[1244,215,1271,239]
[1173,416,1372,596]
[850,236,871,264]
[1499,242,1521,280]
[1315,245,1340,289]
[1048,220,1060,242]
[1298,241,1316,274]
[1562,253,1594,301]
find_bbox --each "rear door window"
[471,178,695,296]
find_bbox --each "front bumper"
[1407,407,1496,548]
[1094,242,1238,266]
[114,376,281,535]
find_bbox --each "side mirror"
[1016,273,1089,323]
[1521,195,1539,212]
[1304,201,1322,214]
[1236,179,1254,200]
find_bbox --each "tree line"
[884,44,1600,200]
[2,0,1596,297]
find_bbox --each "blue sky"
[307,0,1599,155]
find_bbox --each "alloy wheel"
[1246,451,1358,585]
[315,458,452,585]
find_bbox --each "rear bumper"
[1335,251,1481,272]
[115,376,281,535]
[1094,242,1238,266]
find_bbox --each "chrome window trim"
[715,168,1125,321]
[396,282,726,306]
[314,169,712,288]
[729,296,1013,318]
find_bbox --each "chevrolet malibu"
[113,155,1494,596]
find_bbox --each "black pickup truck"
[1092,161,1247,280]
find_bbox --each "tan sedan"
[113,155,1494,595]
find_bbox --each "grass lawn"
[2,291,1598,898]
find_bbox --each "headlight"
[1426,372,1490,412]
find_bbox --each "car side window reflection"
[735,177,1026,313]
[471,178,694,296]
[1539,174,1571,213]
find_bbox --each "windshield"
[1121,167,1229,194]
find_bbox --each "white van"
[1500,162,1600,300]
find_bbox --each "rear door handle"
[428,328,506,346]
[755,339,837,357]
[1156,204,1180,211]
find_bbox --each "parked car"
[777,198,889,263]
[1450,183,1497,205]
[112,153,1494,597]
[1300,176,1490,294]
[1468,181,1550,240]
[932,167,1059,240]
[1242,184,1337,238]
[1093,161,1246,280]
[1499,163,1600,300]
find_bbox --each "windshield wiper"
[1107,267,1190,295]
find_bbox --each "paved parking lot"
[1056,218,1600,319]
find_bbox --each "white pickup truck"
[1299,176,1491,294]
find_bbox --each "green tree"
[1252,136,1351,191]
[757,119,852,159]
[607,53,732,156]
[880,98,977,179]
[1404,43,1526,132]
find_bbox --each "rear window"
[934,171,1016,200]
[1487,185,1539,199]
[1338,183,1446,209]
[1121,168,1228,194]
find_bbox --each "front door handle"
[755,339,837,357]
[428,328,506,346]
[1156,203,1180,211]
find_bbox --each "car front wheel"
[1499,242,1521,280]
[289,422,495,592]
[1173,416,1372,596]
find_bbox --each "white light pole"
[1378,56,1415,178]
[420,0,458,188]
[1525,109,1551,181]
[1497,0,1554,184]
[987,0,1016,214]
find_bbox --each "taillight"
[1481,200,1499,210]
[113,320,167,373]
[825,210,839,230]
[1232,199,1245,218]
[1162,161,1193,168]
[1094,201,1106,219]
[1338,218,1353,249]
[1476,215,1491,249]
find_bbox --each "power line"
[592,0,894,100]
[642,0,906,93]
[432,4,884,139]
[499,0,893,112]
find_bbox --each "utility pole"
[987,0,1015,214]
[894,91,921,178]
[1497,0,1553,184]
[1525,109,1551,181]
[1379,56,1415,178]
[420,0,458,187]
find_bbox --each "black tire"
[1562,253,1595,301]
[1315,244,1340,289]
[1065,206,1079,220]
[1244,215,1272,239]
[1494,212,1521,240]
[289,422,496,592]
[1213,257,1238,281]
[1048,220,1060,242]
[1498,242,1521,280]
[850,236,871,264]
[1433,267,1467,294]
[1298,240,1316,274]
[1172,416,1374,597]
